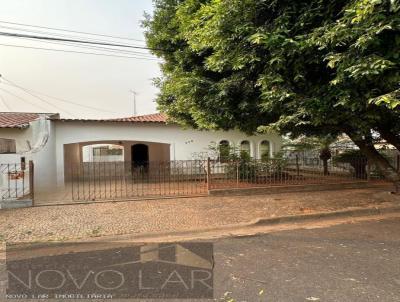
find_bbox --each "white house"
[0,112,282,193]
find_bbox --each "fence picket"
[59,155,394,203]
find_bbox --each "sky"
[0,0,161,118]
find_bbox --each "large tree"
[144,0,400,190]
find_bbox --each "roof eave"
[0,125,30,129]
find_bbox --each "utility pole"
[129,90,138,116]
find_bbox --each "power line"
[2,77,119,114]
[0,24,147,47]
[0,87,50,112]
[0,93,11,111]
[0,42,161,61]
[0,82,76,117]
[7,35,157,59]
[0,20,146,43]
[0,32,160,51]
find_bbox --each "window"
[260,140,270,160]
[93,147,123,157]
[82,144,124,162]
[219,140,230,162]
[0,138,16,154]
[240,140,251,157]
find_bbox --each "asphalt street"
[213,217,400,302]
[2,217,400,302]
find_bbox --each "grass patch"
[90,227,102,237]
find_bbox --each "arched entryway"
[131,144,149,167]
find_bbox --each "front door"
[131,144,149,168]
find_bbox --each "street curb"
[72,204,400,243]
[0,199,32,209]
[252,205,400,226]
[4,205,400,251]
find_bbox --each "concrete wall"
[0,128,32,153]
[53,121,282,186]
[28,119,57,191]
[63,143,81,181]
[1,119,283,191]
[0,118,58,192]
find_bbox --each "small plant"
[90,227,101,236]
[256,150,289,180]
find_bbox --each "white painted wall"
[0,128,32,153]
[1,119,283,191]
[0,117,57,193]
[53,121,282,187]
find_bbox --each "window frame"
[239,140,251,157]
[259,140,271,159]
[0,138,17,154]
[218,140,231,162]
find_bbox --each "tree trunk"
[347,132,400,193]
[376,127,400,151]
[319,148,331,176]
[323,159,329,176]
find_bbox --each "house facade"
[0,112,282,193]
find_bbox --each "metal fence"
[0,162,33,201]
[63,156,395,202]
[208,156,389,190]
[68,160,207,201]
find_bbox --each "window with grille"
[219,140,230,162]
[0,138,16,154]
[260,140,270,160]
[240,140,251,156]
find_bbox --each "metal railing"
[68,160,207,201]
[65,156,392,202]
[0,162,32,201]
[208,156,384,190]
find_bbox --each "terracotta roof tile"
[0,112,56,128]
[109,113,167,123]
[55,113,168,124]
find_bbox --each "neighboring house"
[0,112,59,156]
[0,112,282,192]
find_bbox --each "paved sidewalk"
[0,187,399,243]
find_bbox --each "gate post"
[206,157,211,191]
[366,160,371,181]
[29,160,34,206]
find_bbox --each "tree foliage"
[144,0,400,186]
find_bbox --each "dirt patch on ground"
[0,187,399,243]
